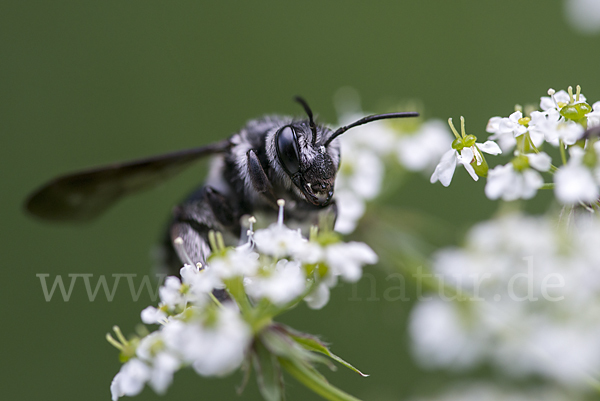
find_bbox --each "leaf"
[281,325,369,377]
[261,328,334,370]
[252,338,285,401]
[236,355,252,396]
[278,357,363,401]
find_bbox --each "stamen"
[525,104,536,117]
[576,85,581,102]
[474,149,483,165]
[248,216,256,232]
[208,231,218,252]
[448,118,461,140]
[277,199,285,226]
[568,86,574,104]
[174,237,195,267]
[460,116,466,138]
[579,201,595,213]
[113,325,128,345]
[548,88,559,109]
[105,333,123,350]
[216,232,225,251]
[309,225,319,241]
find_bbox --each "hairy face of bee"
[274,122,339,206]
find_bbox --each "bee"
[25,97,418,274]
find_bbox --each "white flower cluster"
[111,306,250,399]
[408,382,575,401]
[431,86,600,206]
[333,89,453,234]
[564,0,600,35]
[409,212,600,388]
[109,202,378,400]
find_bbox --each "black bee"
[25,97,418,274]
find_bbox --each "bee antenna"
[324,111,420,147]
[294,96,318,146]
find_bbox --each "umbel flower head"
[108,200,376,401]
[409,212,600,388]
[431,85,600,208]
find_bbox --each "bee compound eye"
[276,125,300,176]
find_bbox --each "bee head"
[272,96,419,207]
[273,97,339,206]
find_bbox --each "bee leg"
[204,186,236,227]
[247,149,277,206]
[162,187,238,302]
[164,187,239,271]
[167,216,229,303]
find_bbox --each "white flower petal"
[555,164,599,204]
[141,306,166,324]
[527,152,552,172]
[477,140,502,155]
[304,283,330,310]
[430,149,458,187]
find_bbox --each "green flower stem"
[251,315,273,334]
[540,183,555,190]
[559,139,568,165]
[278,357,363,401]
[525,133,557,172]
[585,374,600,394]
[225,277,253,315]
[209,292,225,309]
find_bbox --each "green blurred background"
[2,1,598,400]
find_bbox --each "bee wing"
[25,139,231,222]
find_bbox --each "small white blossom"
[485,153,550,201]
[540,89,587,112]
[431,117,502,187]
[325,242,378,282]
[253,224,306,258]
[180,264,223,301]
[135,332,180,394]
[530,107,586,147]
[140,306,167,325]
[485,164,543,201]
[554,147,599,204]
[486,111,528,152]
[586,101,600,128]
[333,189,366,234]
[565,0,600,35]
[526,151,552,171]
[396,119,453,172]
[245,259,307,305]
[111,359,151,401]
[208,247,260,279]
[410,299,485,369]
[336,146,384,200]
[431,141,501,187]
[545,120,584,146]
[162,306,252,377]
[304,282,331,310]
[556,163,598,205]
[158,277,186,312]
